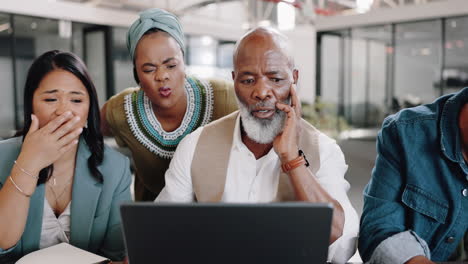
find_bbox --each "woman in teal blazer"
[0,51,131,263]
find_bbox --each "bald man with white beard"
[156,26,359,263]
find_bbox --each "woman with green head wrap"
[100,8,238,201]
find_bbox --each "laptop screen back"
[120,202,333,264]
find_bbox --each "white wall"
[284,25,316,104]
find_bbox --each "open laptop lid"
[120,202,333,264]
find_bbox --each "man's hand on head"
[273,84,302,164]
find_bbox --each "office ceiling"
[57,0,450,29]
[3,0,453,38]
[60,0,448,16]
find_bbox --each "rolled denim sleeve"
[368,230,431,264]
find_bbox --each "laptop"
[120,202,333,264]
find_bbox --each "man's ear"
[293,69,299,84]
[231,71,235,81]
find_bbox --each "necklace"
[124,76,214,159]
[47,176,74,214]
[49,175,73,186]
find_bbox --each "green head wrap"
[126,8,185,61]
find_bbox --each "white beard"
[237,98,289,144]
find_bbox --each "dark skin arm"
[100,102,113,137]
[273,85,345,244]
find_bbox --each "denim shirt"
[359,87,468,263]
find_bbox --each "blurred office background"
[1,1,468,260]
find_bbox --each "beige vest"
[191,111,321,202]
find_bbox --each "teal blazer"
[0,137,132,262]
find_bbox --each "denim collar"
[440,87,468,165]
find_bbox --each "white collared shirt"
[156,115,359,263]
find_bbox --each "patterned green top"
[105,76,238,201]
[124,77,213,159]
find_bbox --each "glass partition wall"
[318,25,392,130]
[0,13,15,138]
[318,16,468,132]
[444,16,468,95]
[394,20,442,106]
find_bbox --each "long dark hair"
[22,50,104,184]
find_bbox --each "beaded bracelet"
[9,176,32,198]
[14,160,39,179]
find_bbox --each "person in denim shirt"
[359,87,468,264]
